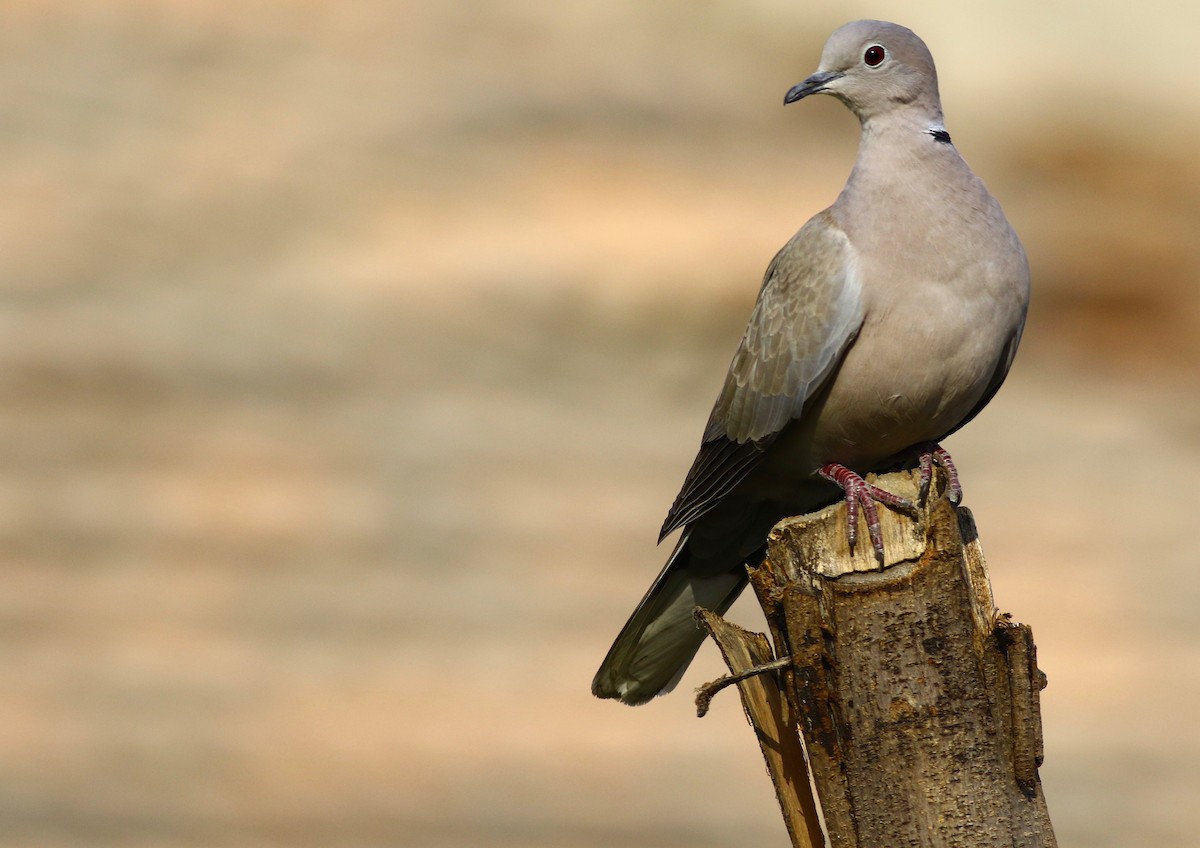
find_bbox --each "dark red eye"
[864,45,886,66]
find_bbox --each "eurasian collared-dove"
[593,20,1030,706]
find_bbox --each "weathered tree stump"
[697,468,1055,848]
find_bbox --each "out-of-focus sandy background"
[3,2,1198,846]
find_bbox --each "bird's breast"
[763,256,1024,486]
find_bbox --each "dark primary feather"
[659,435,771,541]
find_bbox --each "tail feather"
[592,531,749,705]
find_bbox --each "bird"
[592,20,1030,706]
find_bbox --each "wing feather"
[660,211,864,539]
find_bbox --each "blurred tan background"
[3,2,1198,846]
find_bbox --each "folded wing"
[660,211,865,540]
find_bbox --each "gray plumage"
[593,20,1030,706]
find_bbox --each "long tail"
[591,530,750,706]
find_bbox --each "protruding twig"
[692,609,826,848]
[695,656,793,718]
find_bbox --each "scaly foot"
[818,463,916,562]
[917,443,962,505]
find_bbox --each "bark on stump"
[697,468,1055,848]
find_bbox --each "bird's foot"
[818,463,915,563]
[917,443,962,505]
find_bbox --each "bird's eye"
[864,45,886,67]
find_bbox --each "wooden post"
[696,468,1056,847]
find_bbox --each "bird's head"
[785,20,943,124]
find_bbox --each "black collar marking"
[928,128,952,144]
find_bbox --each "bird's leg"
[817,463,915,562]
[916,442,962,505]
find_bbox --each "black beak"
[784,70,844,104]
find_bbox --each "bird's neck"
[832,108,987,252]
[840,109,969,201]
[857,105,948,151]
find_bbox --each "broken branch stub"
[698,468,1056,848]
